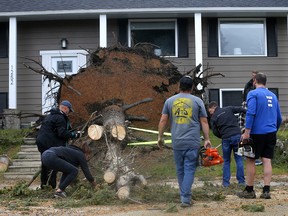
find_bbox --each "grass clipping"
[241,204,265,212]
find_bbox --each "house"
[0,0,288,127]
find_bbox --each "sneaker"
[54,191,67,198]
[180,202,192,208]
[255,160,263,166]
[236,190,256,199]
[260,191,271,199]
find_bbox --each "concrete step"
[4,137,41,180]
[3,172,39,180]
[7,165,41,173]
[11,159,41,166]
[23,137,36,145]
[20,146,39,152]
[17,152,41,160]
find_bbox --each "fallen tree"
[24,45,224,200]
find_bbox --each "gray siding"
[169,18,196,73]
[202,17,288,117]
[1,16,287,125]
[0,59,8,92]
[17,19,103,123]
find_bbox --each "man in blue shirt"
[237,73,282,199]
[158,75,211,207]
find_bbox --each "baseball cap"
[179,75,193,87]
[60,100,74,112]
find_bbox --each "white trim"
[8,17,17,109]
[99,14,107,48]
[219,88,243,107]
[128,19,178,57]
[40,49,88,113]
[194,13,202,71]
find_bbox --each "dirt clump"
[59,46,182,129]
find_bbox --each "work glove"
[74,131,83,138]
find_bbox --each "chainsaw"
[236,138,255,158]
[199,146,224,167]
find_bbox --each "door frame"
[40,49,88,113]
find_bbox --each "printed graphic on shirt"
[172,98,193,124]
[266,96,273,107]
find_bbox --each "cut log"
[111,125,126,141]
[103,170,116,184]
[88,124,104,140]
[101,105,126,141]
[117,186,130,200]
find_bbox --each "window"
[0,22,8,58]
[209,88,279,108]
[0,93,8,113]
[209,89,243,107]
[219,19,266,57]
[208,18,277,57]
[128,19,178,57]
[220,89,243,107]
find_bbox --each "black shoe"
[236,190,256,199]
[54,191,67,198]
[260,191,271,199]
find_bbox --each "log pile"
[85,104,147,199]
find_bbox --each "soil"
[59,47,181,129]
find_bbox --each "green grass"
[0,129,31,157]
[132,128,288,181]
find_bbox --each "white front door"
[40,50,88,113]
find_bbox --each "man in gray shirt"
[158,75,211,207]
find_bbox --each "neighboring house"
[0,0,288,126]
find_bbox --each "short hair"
[179,75,193,91]
[255,72,266,85]
[252,70,259,75]
[208,101,218,108]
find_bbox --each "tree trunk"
[100,105,147,199]
[101,105,126,141]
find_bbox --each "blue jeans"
[222,134,245,186]
[42,150,79,191]
[173,148,198,204]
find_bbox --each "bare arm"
[200,117,211,148]
[157,114,168,148]
[242,128,251,140]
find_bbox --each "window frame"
[219,88,243,107]
[218,18,267,57]
[128,19,178,57]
